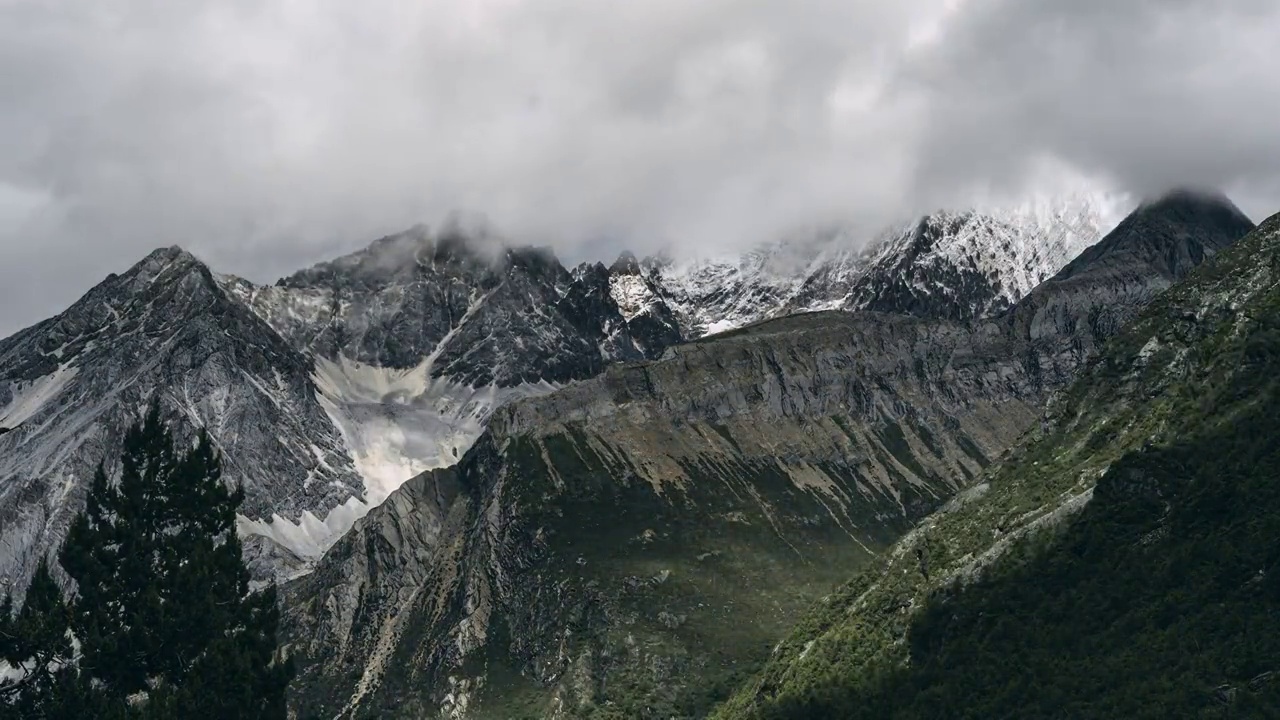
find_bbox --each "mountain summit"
[0,247,362,589]
[1055,188,1252,283]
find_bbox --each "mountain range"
[0,192,1122,595]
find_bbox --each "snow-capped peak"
[633,191,1132,336]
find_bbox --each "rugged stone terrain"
[283,191,1252,719]
[285,311,1037,719]
[0,232,670,597]
[223,227,666,387]
[0,248,362,589]
[651,192,1123,335]
[0,184,1244,718]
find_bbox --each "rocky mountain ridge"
[0,247,363,588]
[640,191,1127,336]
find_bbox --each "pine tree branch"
[0,649,54,698]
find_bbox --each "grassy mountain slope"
[713,212,1280,719]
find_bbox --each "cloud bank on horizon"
[1,0,1278,335]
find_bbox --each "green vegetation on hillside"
[715,215,1280,719]
[439,432,922,720]
[756,388,1280,718]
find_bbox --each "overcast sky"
[2,0,1279,336]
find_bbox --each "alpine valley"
[3,188,1273,719]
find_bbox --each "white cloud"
[0,0,1276,335]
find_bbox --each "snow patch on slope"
[0,365,79,429]
[239,356,560,559]
[653,241,826,337]
[652,191,1131,337]
[313,355,511,501]
[608,274,661,322]
[931,194,1129,306]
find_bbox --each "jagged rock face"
[216,230,693,567]
[649,192,1123,336]
[2,195,1112,598]
[0,248,361,594]
[0,228,686,597]
[1006,190,1257,372]
[284,191,1250,719]
[0,190,1221,607]
[599,255,684,356]
[2,226,695,596]
[558,261,680,363]
[828,199,1108,321]
[223,228,653,388]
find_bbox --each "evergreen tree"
[0,559,76,718]
[55,405,293,718]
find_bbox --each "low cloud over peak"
[1,0,1277,336]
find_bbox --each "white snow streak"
[239,355,559,560]
[650,190,1129,337]
[608,273,661,321]
[0,365,79,429]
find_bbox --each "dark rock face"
[283,192,1255,719]
[3,229,694,598]
[667,194,1117,336]
[1005,189,1256,384]
[555,262,652,364]
[0,223,699,599]
[1054,190,1253,285]
[842,213,1024,321]
[244,228,663,387]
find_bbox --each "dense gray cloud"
[1,0,1277,336]
[903,0,1280,210]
